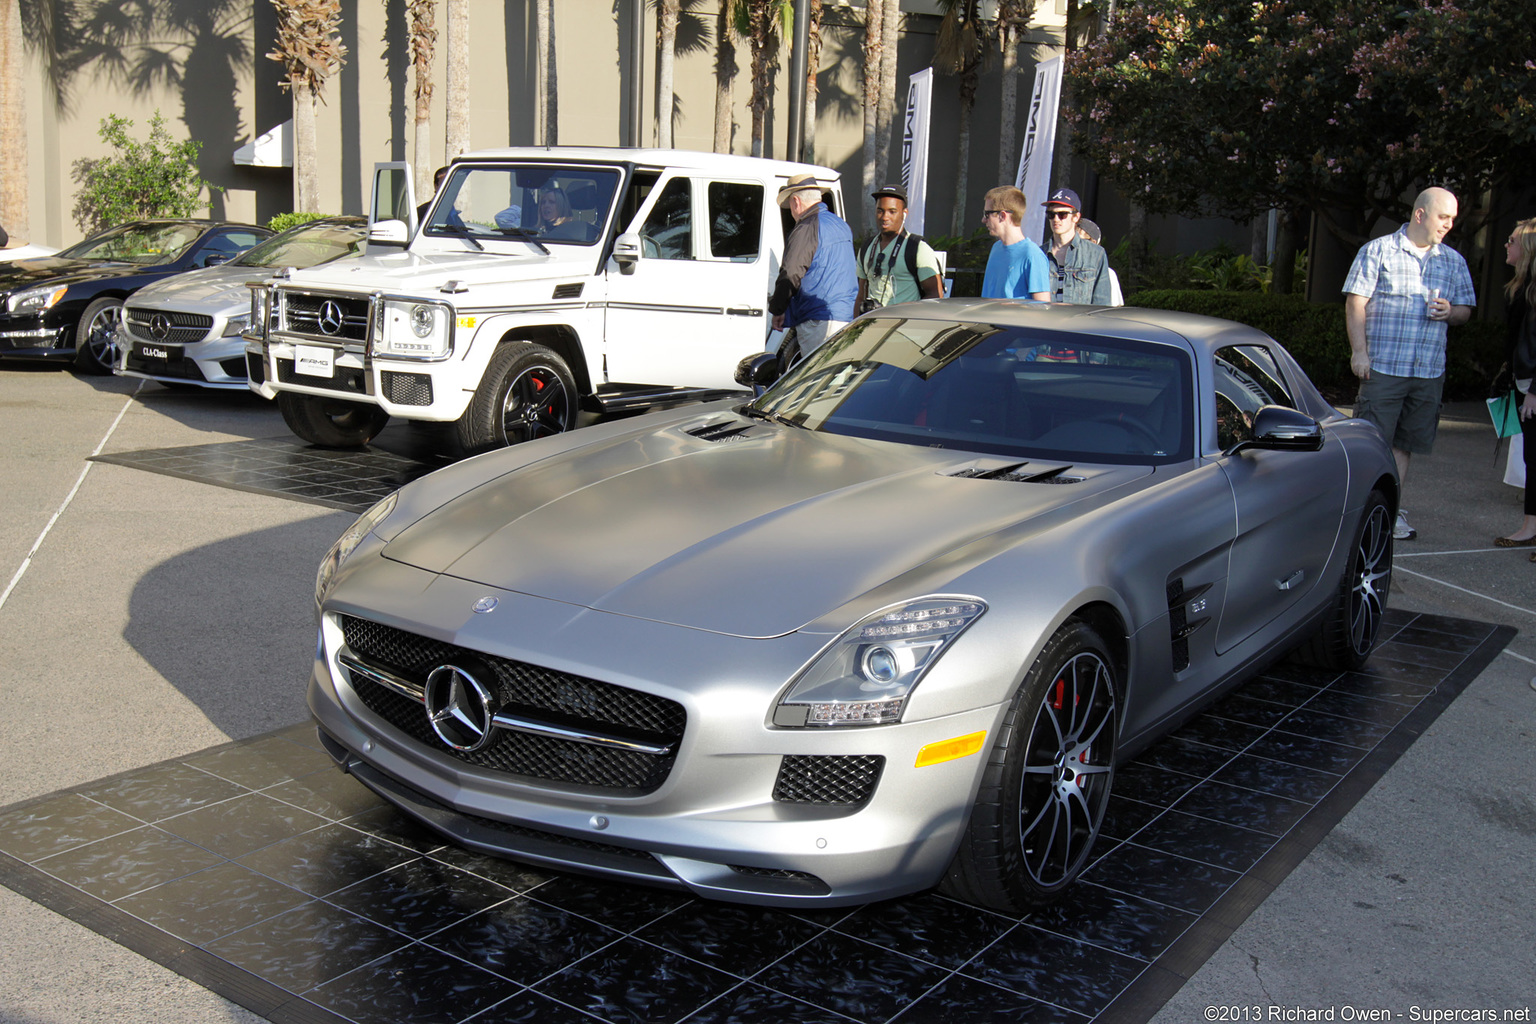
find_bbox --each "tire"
[1292,489,1393,670]
[940,620,1119,912]
[455,342,577,453]
[73,297,123,374]
[277,391,390,448]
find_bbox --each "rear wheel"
[277,391,390,448]
[73,297,122,374]
[1292,489,1393,670]
[941,620,1119,912]
[455,342,576,453]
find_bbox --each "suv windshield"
[752,317,1194,465]
[424,165,620,245]
[61,223,204,265]
[237,219,367,269]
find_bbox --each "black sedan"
[0,220,272,373]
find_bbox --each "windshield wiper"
[495,224,550,256]
[434,223,484,251]
[742,406,804,429]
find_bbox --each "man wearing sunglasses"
[1042,188,1113,305]
[979,186,1049,301]
[855,184,944,314]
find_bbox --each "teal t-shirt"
[981,238,1049,299]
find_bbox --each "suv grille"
[339,615,686,794]
[773,755,884,805]
[282,292,371,342]
[123,308,214,344]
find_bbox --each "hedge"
[1126,290,1504,402]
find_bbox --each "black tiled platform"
[91,435,451,513]
[0,611,1510,1024]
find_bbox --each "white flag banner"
[901,67,934,235]
[1015,55,1062,246]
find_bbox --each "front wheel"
[73,297,123,374]
[277,391,390,448]
[940,620,1119,912]
[1292,489,1393,670]
[455,342,577,453]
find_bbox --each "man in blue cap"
[1042,188,1113,305]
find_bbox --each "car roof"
[449,146,842,183]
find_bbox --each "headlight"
[775,598,986,727]
[8,284,68,315]
[221,313,250,337]
[315,492,398,605]
[375,299,451,358]
[246,284,271,339]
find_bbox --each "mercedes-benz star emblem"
[149,314,172,341]
[423,665,498,752]
[317,300,345,335]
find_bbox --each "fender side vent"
[552,282,584,299]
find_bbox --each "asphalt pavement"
[0,367,1531,1023]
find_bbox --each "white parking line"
[1393,564,1536,618]
[0,385,142,612]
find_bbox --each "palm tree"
[996,0,1036,184]
[801,0,823,162]
[444,0,469,157]
[535,0,556,144]
[657,0,679,146]
[407,0,437,197]
[743,0,791,158]
[712,0,739,152]
[268,0,348,214]
[0,0,26,241]
[934,0,987,235]
[860,0,883,215]
[875,0,898,182]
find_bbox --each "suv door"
[602,174,769,389]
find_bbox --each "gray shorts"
[1353,371,1444,454]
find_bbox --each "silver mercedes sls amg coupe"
[307,299,1397,912]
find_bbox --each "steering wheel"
[1085,412,1163,450]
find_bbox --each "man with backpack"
[855,184,944,314]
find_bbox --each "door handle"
[725,307,762,317]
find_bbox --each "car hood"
[0,256,120,290]
[286,247,586,295]
[380,414,1154,638]
[128,264,263,312]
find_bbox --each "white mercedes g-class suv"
[244,148,844,452]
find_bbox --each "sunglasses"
[1048,209,1076,220]
[983,210,1005,219]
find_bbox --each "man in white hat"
[769,173,858,363]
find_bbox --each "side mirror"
[203,252,232,267]
[612,231,641,274]
[1225,404,1324,456]
[735,351,781,394]
[369,219,409,247]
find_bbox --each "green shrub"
[267,211,339,234]
[70,112,220,233]
[1128,290,1503,402]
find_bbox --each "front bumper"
[0,312,72,358]
[246,338,456,421]
[118,334,251,389]
[309,560,1007,907]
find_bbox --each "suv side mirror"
[612,231,641,274]
[1225,404,1324,456]
[369,219,409,247]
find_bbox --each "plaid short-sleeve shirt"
[1342,226,1476,378]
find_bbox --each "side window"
[708,181,763,260]
[641,178,693,260]
[1213,344,1295,450]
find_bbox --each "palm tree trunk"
[294,78,320,213]
[748,5,777,159]
[713,1,738,153]
[997,21,1019,184]
[543,0,558,144]
[658,0,679,147]
[445,0,469,158]
[802,0,821,162]
[0,0,26,241]
[860,0,883,222]
[874,0,898,186]
[409,0,437,198]
[950,69,975,236]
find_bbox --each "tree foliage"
[1065,0,1536,245]
[70,111,218,232]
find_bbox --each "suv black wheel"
[278,391,390,448]
[456,342,576,453]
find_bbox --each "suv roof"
[449,146,840,180]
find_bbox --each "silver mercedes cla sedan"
[306,300,1397,912]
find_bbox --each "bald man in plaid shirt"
[1344,186,1476,540]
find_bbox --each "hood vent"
[684,420,757,444]
[945,462,1084,484]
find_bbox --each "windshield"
[58,223,205,265]
[236,220,367,269]
[752,317,1194,465]
[423,165,620,245]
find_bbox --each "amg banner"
[901,67,934,235]
[1015,56,1062,246]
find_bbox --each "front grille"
[282,292,371,342]
[382,370,433,405]
[773,754,884,806]
[123,308,214,344]
[277,358,367,394]
[246,351,266,385]
[339,615,686,794]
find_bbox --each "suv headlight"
[245,284,272,340]
[315,492,398,606]
[776,598,986,727]
[8,284,67,315]
[374,299,452,359]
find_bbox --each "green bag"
[1487,390,1523,438]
